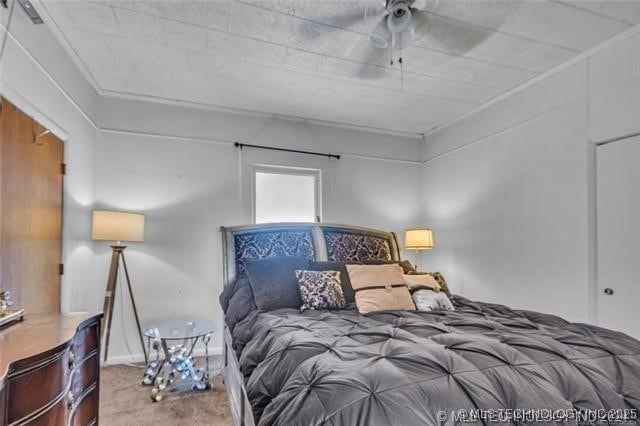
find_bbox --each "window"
[254,166,320,224]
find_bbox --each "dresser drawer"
[7,349,71,424]
[70,351,99,400]
[21,395,67,426]
[69,384,98,426]
[1,385,7,425]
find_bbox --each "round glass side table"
[141,318,215,402]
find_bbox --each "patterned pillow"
[308,261,356,304]
[295,270,346,312]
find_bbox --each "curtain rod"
[234,142,340,160]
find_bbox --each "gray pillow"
[225,280,257,331]
[412,289,455,312]
[245,256,309,310]
[220,277,250,313]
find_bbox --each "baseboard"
[104,346,223,366]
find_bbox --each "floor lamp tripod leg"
[121,252,148,365]
[102,248,120,364]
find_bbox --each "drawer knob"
[604,288,614,296]
[68,350,77,371]
[66,390,75,410]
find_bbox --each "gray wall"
[421,30,640,323]
[95,97,424,363]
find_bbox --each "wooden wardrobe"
[0,98,64,314]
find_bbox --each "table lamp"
[92,210,147,364]
[404,227,434,271]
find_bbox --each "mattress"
[230,296,640,425]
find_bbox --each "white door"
[596,136,640,339]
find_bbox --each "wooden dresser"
[0,313,102,426]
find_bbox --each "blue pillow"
[245,256,309,310]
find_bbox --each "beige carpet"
[100,361,232,426]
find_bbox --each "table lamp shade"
[92,210,145,242]
[404,228,433,249]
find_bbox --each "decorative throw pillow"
[294,270,346,312]
[403,274,441,292]
[220,277,252,314]
[308,261,356,304]
[346,264,415,314]
[245,256,309,311]
[412,290,455,312]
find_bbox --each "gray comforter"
[230,297,640,425]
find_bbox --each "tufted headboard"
[221,223,401,286]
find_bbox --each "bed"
[220,223,640,426]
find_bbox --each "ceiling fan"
[296,0,498,80]
[299,0,496,57]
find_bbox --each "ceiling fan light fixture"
[386,1,412,33]
[393,26,415,49]
[370,17,391,49]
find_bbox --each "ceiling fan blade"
[369,15,391,49]
[411,8,430,37]
[354,43,390,79]
[364,0,388,20]
[413,11,495,55]
[297,1,386,40]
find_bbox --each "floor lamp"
[92,210,148,365]
[404,227,434,271]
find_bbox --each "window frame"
[251,164,322,224]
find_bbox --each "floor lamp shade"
[92,210,145,243]
[404,228,434,250]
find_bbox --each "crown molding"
[99,127,424,165]
[98,90,424,139]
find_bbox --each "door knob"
[604,288,614,295]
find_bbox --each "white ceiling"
[39,0,640,135]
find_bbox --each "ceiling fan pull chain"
[389,39,394,66]
[399,56,404,92]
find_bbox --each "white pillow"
[412,290,455,312]
[403,274,441,291]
